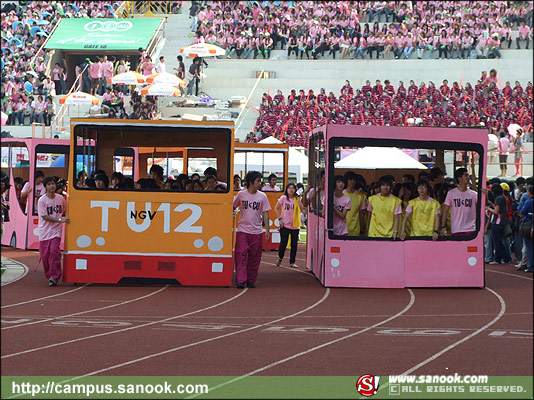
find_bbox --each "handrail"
[146,17,166,59]
[29,17,62,71]
[235,69,265,139]
[131,1,174,16]
[47,64,89,138]
[114,1,134,19]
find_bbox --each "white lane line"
[2,286,169,330]
[399,287,506,376]
[187,289,416,398]
[2,289,249,359]
[486,269,533,281]
[1,258,29,286]
[369,287,507,399]
[77,288,331,377]
[1,284,90,309]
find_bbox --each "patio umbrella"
[507,123,522,137]
[180,43,226,58]
[68,3,79,13]
[36,31,49,37]
[59,91,100,105]
[37,20,51,25]
[12,21,22,30]
[107,71,146,85]
[146,72,186,87]
[40,11,51,17]
[140,83,181,96]
[30,26,42,37]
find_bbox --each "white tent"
[334,147,427,169]
[234,137,309,182]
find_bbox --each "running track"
[1,247,532,380]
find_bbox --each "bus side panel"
[63,254,232,286]
[1,178,28,249]
[323,241,405,288]
[316,217,326,285]
[404,236,484,287]
[306,213,318,274]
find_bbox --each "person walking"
[37,177,70,286]
[233,171,271,288]
[274,183,303,268]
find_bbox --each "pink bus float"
[1,138,71,249]
[306,125,487,288]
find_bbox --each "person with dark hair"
[402,174,416,184]
[303,170,325,214]
[110,172,124,188]
[37,176,70,286]
[262,173,280,192]
[204,175,218,191]
[400,180,441,240]
[233,174,243,191]
[233,171,271,288]
[518,185,533,272]
[118,177,135,190]
[21,170,45,211]
[486,183,512,264]
[441,167,478,237]
[274,183,303,268]
[344,171,367,236]
[366,175,402,238]
[498,131,510,177]
[94,174,109,189]
[330,175,352,236]
[418,171,430,182]
[191,173,201,181]
[430,167,444,189]
[149,164,165,189]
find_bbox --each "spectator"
[275,183,304,268]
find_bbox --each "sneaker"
[246,281,256,288]
[276,258,282,266]
[48,278,57,286]
[236,282,245,289]
[488,261,499,265]
[524,269,533,273]
[515,263,525,270]
[289,263,297,268]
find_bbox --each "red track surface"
[1,247,532,378]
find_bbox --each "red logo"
[356,375,380,397]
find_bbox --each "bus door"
[1,140,30,249]
[64,120,235,286]
[234,143,288,250]
[306,132,326,282]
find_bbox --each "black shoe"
[246,281,256,288]
[236,282,245,289]
[525,269,533,273]
[49,278,57,286]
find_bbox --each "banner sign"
[45,18,163,50]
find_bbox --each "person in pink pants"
[233,171,271,288]
[37,176,70,286]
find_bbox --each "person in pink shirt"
[262,174,280,192]
[498,131,510,177]
[37,176,70,286]
[329,175,352,236]
[89,56,102,96]
[441,168,478,237]
[141,56,154,76]
[233,171,271,288]
[101,55,114,90]
[476,34,489,58]
[516,21,530,49]
[274,183,304,268]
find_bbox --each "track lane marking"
[2,289,249,359]
[77,288,331,376]
[486,268,533,281]
[369,287,507,398]
[187,289,416,398]
[1,284,90,309]
[2,286,169,330]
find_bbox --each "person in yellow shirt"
[400,180,441,240]
[366,175,403,239]
[343,171,367,236]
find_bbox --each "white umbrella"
[59,91,100,117]
[507,123,522,137]
[140,83,182,96]
[180,43,226,58]
[334,147,427,169]
[107,71,146,85]
[146,72,186,87]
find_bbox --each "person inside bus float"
[325,175,352,236]
[94,174,109,190]
[21,170,45,212]
[262,173,280,192]
[343,171,367,236]
[233,174,243,191]
[204,167,226,189]
[275,183,304,268]
[303,170,325,215]
[37,176,70,286]
[441,168,478,237]
[149,165,165,189]
[233,171,271,289]
[366,175,403,239]
[400,180,441,241]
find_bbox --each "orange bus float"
[64,119,235,286]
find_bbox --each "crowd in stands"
[250,71,533,147]
[191,1,533,60]
[1,1,163,126]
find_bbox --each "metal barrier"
[131,1,175,16]
[113,1,134,18]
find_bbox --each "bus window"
[74,124,231,193]
[32,144,70,215]
[2,143,30,214]
[308,132,325,216]
[329,138,484,241]
[234,150,287,192]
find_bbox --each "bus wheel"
[9,233,16,248]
